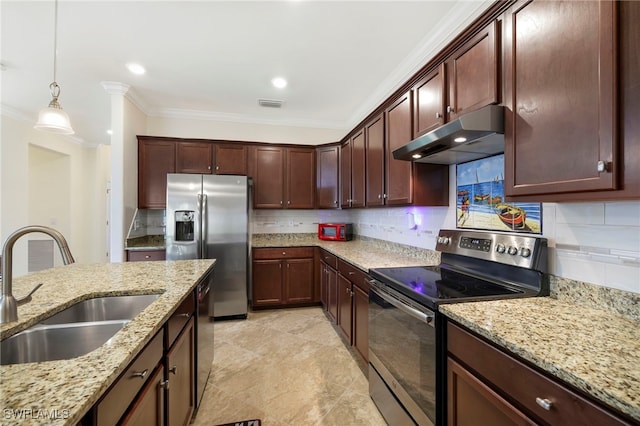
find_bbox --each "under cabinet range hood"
[393,104,505,165]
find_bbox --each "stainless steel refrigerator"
[166,173,250,319]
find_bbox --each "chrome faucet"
[0,226,75,323]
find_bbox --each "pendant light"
[34,0,74,134]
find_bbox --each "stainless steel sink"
[40,294,160,325]
[0,320,129,365]
[0,294,160,365]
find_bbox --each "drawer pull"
[131,369,148,379]
[536,397,553,411]
[170,365,178,375]
[177,313,191,319]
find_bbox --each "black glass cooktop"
[370,265,526,308]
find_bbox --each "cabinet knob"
[348,272,355,276]
[280,201,283,205]
[131,369,148,379]
[169,365,178,375]
[334,201,338,205]
[287,200,291,205]
[282,251,286,255]
[435,112,442,119]
[216,165,220,171]
[160,379,170,390]
[144,255,150,259]
[208,165,211,170]
[177,312,191,319]
[378,194,381,199]
[597,160,611,173]
[535,397,553,411]
[447,105,454,113]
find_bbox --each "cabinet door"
[252,259,284,306]
[214,144,247,175]
[352,284,369,363]
[167,318,194,426]
[317,145,340,209]
[252,146,285,208]
[120,366,165,426]
[446,20,499,120]
[176,142,213,174]
[327,265,338,322]
[127,250,166,262]
[448,358,534,426]
[286,148,316,209]
[365,114,385,206]
[504,0,618,196]
[284,258,315,304]
[385,91,413,205]
[414,63,446,137]
[337,275,353,342]
[340,140,352,208]
[138,139,176,209]
[351,129,366,208]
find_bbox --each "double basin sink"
[1,294,160,365]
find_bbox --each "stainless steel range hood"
[393,104,505,165]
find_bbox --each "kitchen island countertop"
[0,259,215,425]
[440,298,640,422]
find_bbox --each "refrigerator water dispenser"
[175,211,195,241]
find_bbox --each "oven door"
[369,280,437,426]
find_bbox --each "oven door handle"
[370,284,435,327]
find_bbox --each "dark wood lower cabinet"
[337,274,353,341]
[447,322,632,426]
[252,247,316,308]
[121,366,166,426]
[448,358,533,426]
[167,318,195,426]
[352,284,369,363]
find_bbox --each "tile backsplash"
[251,200,640,294]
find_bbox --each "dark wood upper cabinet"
[351,129,366,208]
[214,143,247,175]
[252,146,285,208]
[175,142,213,174]
[413,63,446,137]
[138,138,176,209]
[340,140,352,208]
[503,0,618,197]
[286,147,316,209]
[316,145,340,209]
[446,20,500,120]
[385,91,414,205]
[251,145,315,209]
[365,113,386,207]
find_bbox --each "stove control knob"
[438,236,451,245]
[520,247,532,258]
[495,243,506,254]
[507,246,518,255]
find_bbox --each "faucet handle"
[16,283,43,306]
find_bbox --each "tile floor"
[192,307,387,426]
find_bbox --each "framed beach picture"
[456,154,542,234]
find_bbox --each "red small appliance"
[318,223,353,241]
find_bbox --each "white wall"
[1,113,108,278]
[146,115,345,145]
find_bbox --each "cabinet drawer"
[253,247,314,259]
[337,259,368,290]
[96,331,163,425]
[447,323,629,426]
[127,250,166,262]
[167,293,195,348]
[319,249,338,269]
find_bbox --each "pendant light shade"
[34,0,74,135]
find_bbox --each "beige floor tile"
[193,307,386,426]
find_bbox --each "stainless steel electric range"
[367,229,549,426]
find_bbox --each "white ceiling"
[1,0,491,146]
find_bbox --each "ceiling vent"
[258,98,284,108]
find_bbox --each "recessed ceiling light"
[126,63,146,75]
[454,137,467,143]
[271,77,287,89]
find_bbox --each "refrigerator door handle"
[199,193,208,258]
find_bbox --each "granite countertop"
[440,299,640,422]
[0,259,215,425]
[252,233,440,270]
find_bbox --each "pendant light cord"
[52,0,58,84]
